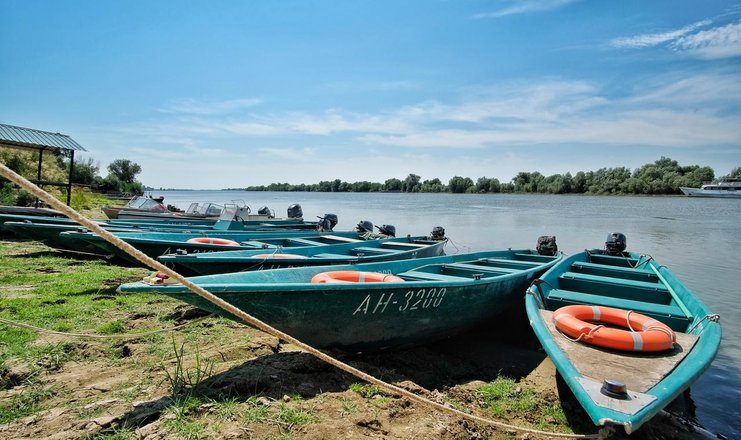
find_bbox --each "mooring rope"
[0,315,212,340]
[0,162,604,439]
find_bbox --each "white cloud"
[94,70,741,188]
[473,0,579,19]
[610,19,741,60]
[257,147,319,160]
[610,19,712,48]
[672,21,741,59]
[158,98,262,115]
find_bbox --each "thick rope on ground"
[0,316,211,340]
[0,162,603,439]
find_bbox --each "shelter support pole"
[67,150,75,205]
[35,148,43,208]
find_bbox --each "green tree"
[402,173,421,192]
[107,159,142,183]
[421,178,446,192]
[448,176,474,193]
[384,178,402,191]
[68,157,99,185]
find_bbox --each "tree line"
[245,157,740,195]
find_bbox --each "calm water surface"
[155,190,740,437]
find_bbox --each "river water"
[153,190,740,437]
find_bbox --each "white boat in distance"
[680,177,741,198]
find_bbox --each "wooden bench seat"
[444,262,517,274]
[571,261,659,282]
[546,288,691,331]
[380,241,430,248]
[479,258,542,270]
[397,271,471,282]
[351,247,400,256]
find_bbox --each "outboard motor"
[536,236,558,256]
[356,220,374,233]
[323,213,338,230]
[429,226,446,241]
[605,232,627,255]
[376,224,396,237]
[316,214,338,231]
[258,206,272,216]
[287,204,303,219]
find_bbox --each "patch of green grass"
[477,377,538,418]
[476,377,574,433]
[242,396,271,423]
[0,385,56,423]
[163,337,214,399]
[536,400,570,430]
[275,401,318,429]
[163,416,207,439]
[213,396,241,420]
[97,320,126,335]
[339,398,359,416]
[85,427,135,440]
[349,382,383,398]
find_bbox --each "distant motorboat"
[679,177,741,198]
[102,195,175,219]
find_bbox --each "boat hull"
[119,249,561,351]
[158,236,448,275]
[680,186,741,198]
[63,230,365,263]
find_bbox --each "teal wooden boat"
[118,249,562,351]
[1,221,138,256]
[158,235,448,275]
[62,229,372,264]
[525,235,721,434]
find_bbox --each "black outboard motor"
[356,220,374,233]
[324,214,338,229]
[429,226,446,241]
[536,236,558,256]
[376,224,396,237]
[316,214,338,231]
[287,204,303,219]
[605,232,627,255]
[258,206,271,216]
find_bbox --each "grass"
[477,376,572,433]
[0,230,585,438]
[0,237,181,423]
[0,385,56,423]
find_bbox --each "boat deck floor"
[540,310,697,393]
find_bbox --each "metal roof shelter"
[0,123,87,205]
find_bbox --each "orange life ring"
[552,305,676,352]
[251,253,308,259]
[311,271,404,284]
[186,237,240,246]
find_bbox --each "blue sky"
[1,0,740,189]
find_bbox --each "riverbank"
[0,236,718,439]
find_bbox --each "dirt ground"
[0,299,717,440]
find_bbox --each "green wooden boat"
[525,236,721,434]
[1,221,138,256]
[62,229,372,264]
[1,217,330,256]
[158,235,448,275]
[118,249,562,351]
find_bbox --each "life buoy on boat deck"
[311,271,404,284]
[185,237,240,246]
[552,305,676,352]
[251,253,308,259]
